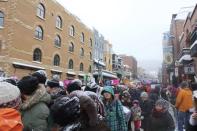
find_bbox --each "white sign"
[184,66,195,74]
[175,67,178,77]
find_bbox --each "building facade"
[104,40,112,72]
[120,55,138,79]
[0,0,94,80]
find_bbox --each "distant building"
[120,55,138,79]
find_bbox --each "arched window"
[68,59,74,69]
[33,48,42,62]
[69,25,75,36]
[89,38,92,47]
[54,35,61,47]
[80,63,83,71]
[90,52,92,60]
[53,54,60,66]
[80,32,85,43]
[35,26,43,40]
[56,16,62,29]
[37,3,45,18]
[89,65,92,73]
[69,42,74,52]
[80,48,84,56]
[0,12,4,27]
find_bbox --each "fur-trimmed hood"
[20,84,51,110]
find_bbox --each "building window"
[0,12,4,27]
[69,25,75,36]
[89,65,92,73]
[33,48,42,62]
[68,59,74,69]
[54,35,61,47]
[80,32,85,43]
[53,54,60,66]
[80,48,84,57]
[80,63,83,71]
[37,3,45,19]
[35,26,43,40]
[90,52,92,60]
[89,38,92,47]
[56,16,62,29]
[69,42,74,52]
[104,57,106,62]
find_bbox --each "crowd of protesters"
[0,70,197,131]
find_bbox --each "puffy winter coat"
[148,109,175,131]
[20,84,51,131]
[0,108,23,131]
[175,88,193,112]
[69,90,98,128]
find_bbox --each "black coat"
[148,109,175,131]
[140,99,153,130]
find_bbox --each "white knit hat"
[193,90,197,99]
[141,92,148,98]
[0,82,21,108]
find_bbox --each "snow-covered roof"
[12,62,45,70]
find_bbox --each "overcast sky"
[56,0,196,71]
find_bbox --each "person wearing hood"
[67,79,99,130]
[148,99,175,131]
[17,75,51,131]
[51,96,81,131]
[32,70,47,85]
[0,82,23,131]
[102,86,127,131]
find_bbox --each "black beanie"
[47,80,60,88]
[17,76,39,95]
[67,81,81,94]
[32,72,46,84]
[51,96,80,126]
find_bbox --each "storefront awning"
[93,71,117,79]
[78,73,85,76]
[12,62,45,70]
[51,69,63,73]
[178,54,193,63]
[67,71,76,75]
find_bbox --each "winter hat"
[17,76,39,95]
[4,78,17,86]
[155,99,169,111]
[0,82,21,108]
[84,82,98,93]
[133,100,139,105]
[47,80,60,88]
[67,79,82,93]
[51,96,80,126]
[193,90,197,99]
[180,81,188,89]
[140,92,148,98]
[52,74,60,82]
[32,70,47,84]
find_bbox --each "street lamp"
[98,59,103,85]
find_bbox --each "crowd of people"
[0,70,197,131]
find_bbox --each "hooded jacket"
[20,84,51,131]
[102,86,127,131]
[69,90,97,128]
[0,108,23,131]
[175,88,193,112]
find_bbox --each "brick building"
[120,55,138,78]
[0,0,94,80]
